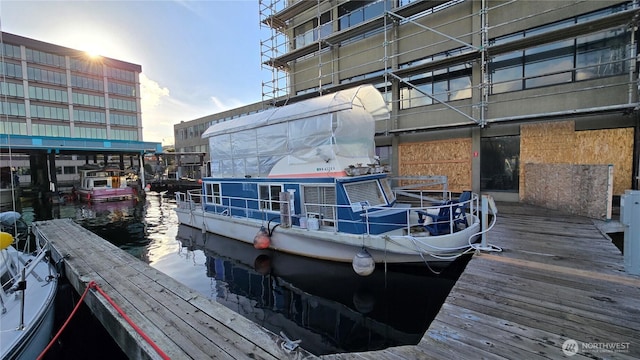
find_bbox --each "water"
[12,192,468,358]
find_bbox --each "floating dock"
[33,218,313,359]
[323,203,640,359]
[33,202,640,359]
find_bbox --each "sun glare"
[85,48,102,59]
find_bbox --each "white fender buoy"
[352,248,375,276]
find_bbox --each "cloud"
[140,73,170,109]
[210,96,244,113]
[139,74,250,145]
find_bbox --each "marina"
[0,1,639,358]
[22,194,639,359]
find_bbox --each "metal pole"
[19,267,25,330]
[622,190,640,275]
[481,194,489,249]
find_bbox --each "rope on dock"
[38,280,171,360]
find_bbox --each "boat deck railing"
[176,188,479,237]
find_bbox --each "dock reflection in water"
[174,224,469,356]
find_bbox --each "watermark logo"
[561,339,630,356]
[562,339,579,356]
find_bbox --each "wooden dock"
[32,218,313,359]
[34,202,639,359]
[322,203,640,359]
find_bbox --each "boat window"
[204,182,221,204]
[302,185,336,221]
[259,184,282,212]
[94,180,108,187]
[379,178,396,204]
[344,180,387,207]
[1,272,14,291]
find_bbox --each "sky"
[0,0,269,145]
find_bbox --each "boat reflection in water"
[176,224,469,356]
[73,199,148,255]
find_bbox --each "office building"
[0,32,160,188]
[176,0,639,214]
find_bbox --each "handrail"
[175,189,479,236]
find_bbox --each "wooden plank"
[65,228,281,359]
[34,219,305,360]
[476,253,639,288]
[63,220,311,359]
[419,325,510,360]
[49,220,194,359]
[469,257,640,307]
[435,303,595,360]
[424,319,539,359]
[121,250,303,359]
[442,289,640,359]
[449,273,640,348]
[77,254,235,359]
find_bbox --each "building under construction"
[176,0,640,218]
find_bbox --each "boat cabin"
[199,85,414,234]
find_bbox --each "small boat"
[0,231,59,360]
[76,166,136,202]
[175,85,488,271]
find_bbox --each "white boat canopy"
[203,85,390,178]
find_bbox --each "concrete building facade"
[0,32,160,189]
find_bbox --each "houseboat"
[76,166,136,202]
[175,85,487,271]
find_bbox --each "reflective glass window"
[1,82,24,97]
[0,120,27,135]
[480,136,520,192]
[1,62,23,78]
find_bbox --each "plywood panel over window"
[398,138,472,192]
[575,127,633,195]
[520,121,633,196]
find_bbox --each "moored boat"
[175,85,491,271]
[0,231,59,360]
[76,166,136,202]
[175,224,461,355]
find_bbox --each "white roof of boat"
[202,85,389,138]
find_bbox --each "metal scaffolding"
[259,0,640,131]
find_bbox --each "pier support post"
[476,194,498,251]
[621,190,640,275]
